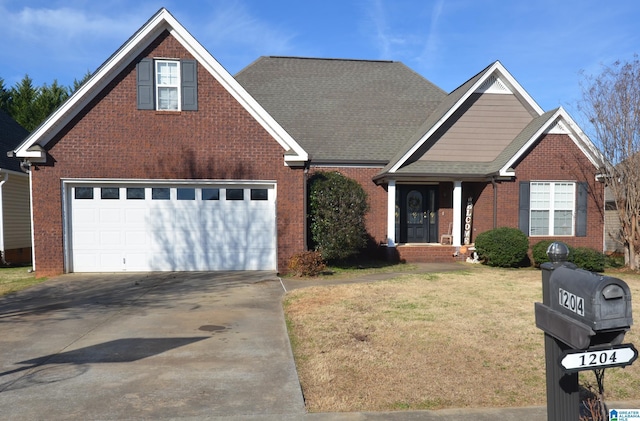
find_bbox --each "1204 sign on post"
[560,345,638,373]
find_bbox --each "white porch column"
[452,181,462,247]
[387,180,396,246]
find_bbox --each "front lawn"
[283,264,640,412]
[0,266,42,296]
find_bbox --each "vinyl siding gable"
[418,92,535,162]
[2,173,32,250]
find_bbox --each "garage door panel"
[99,208,123,224]
[124,208,147,224]
[123,252,150,271]
[99,253,125,271]
[73,208,98,224]
[99,230,123,247]
[124,230,149,247]
[73,230,99,247]
[70,183,276,272]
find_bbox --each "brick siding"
[30,31,305,277]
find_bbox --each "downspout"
[491,177,498,229]
[0,171,7,265]
[303,161,310,250]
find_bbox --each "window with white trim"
[137,58,197,111]
[530,182,575,236]
[156,60,180,111]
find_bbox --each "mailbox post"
[538,242,580,420]
[535,242,635,421]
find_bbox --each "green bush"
[571,247,605,272]
[532,240,556,267]
[475,227,529,268]
[288,251,326,277]
[308,171,369,262]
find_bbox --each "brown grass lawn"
[283,264,640,412]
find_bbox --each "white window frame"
[155,60,181,111]
[530,181,576,236]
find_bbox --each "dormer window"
[137,58,197,111]
[156,60,180,110]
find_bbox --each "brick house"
[11,9,604,277]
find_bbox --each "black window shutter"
[576,182,588,237]
[137,58,154,110]
[519,182,530,235]
[181,59,198,111]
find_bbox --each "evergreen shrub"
[474,227,529,268]
[308,171,369,262]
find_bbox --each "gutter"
[0,172,6,264]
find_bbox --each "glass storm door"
[400,186,437,243]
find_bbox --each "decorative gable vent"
[547,120,569,134]
[476,75,512,94]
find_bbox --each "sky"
[1,0,640,126]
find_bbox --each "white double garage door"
[66,181,277,272]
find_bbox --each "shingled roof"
[0,110,28,172]
[236,57,602,181]
[235,56,447,163]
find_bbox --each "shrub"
[288,251,326,277]
[571,247,605,272]
[532,240,556,267]
[308,171,369,262]
[474,227,529,268]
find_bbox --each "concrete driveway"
[0,271,305,420]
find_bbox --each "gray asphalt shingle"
[236,56,447,162]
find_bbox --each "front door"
[399,186,438,243]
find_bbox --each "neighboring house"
[0,110,32,264]
[604,185,624,255]
[11,8,604,277]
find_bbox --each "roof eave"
[12,8,309,166]
[498,107,604,175]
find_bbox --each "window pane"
[226,188,244,200]
[75,187,93,199]
[101,187,119,199]
[177,188,195,200]
[202,188,219,200]
[156,61,179,85]
[158,87,178,110]
[554,183,574,210]
[250,188,268,200]
[152,188,170,200]
[554,210,573,235]
[127,188,145,200]
[530,182,550,209]
[530,210,549,236]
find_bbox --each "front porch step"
[392,244,470,263]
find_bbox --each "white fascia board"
[13,8,308,165]
[164,14,308,164]
[13,11,168,158]
[490,61,544,115]
[498,107,603,176]
[389,61,544,174]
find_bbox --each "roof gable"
[417,91,535,163]
[386,61,544,175]
[11,8,307,165]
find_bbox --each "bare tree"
[579,56,640,270]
